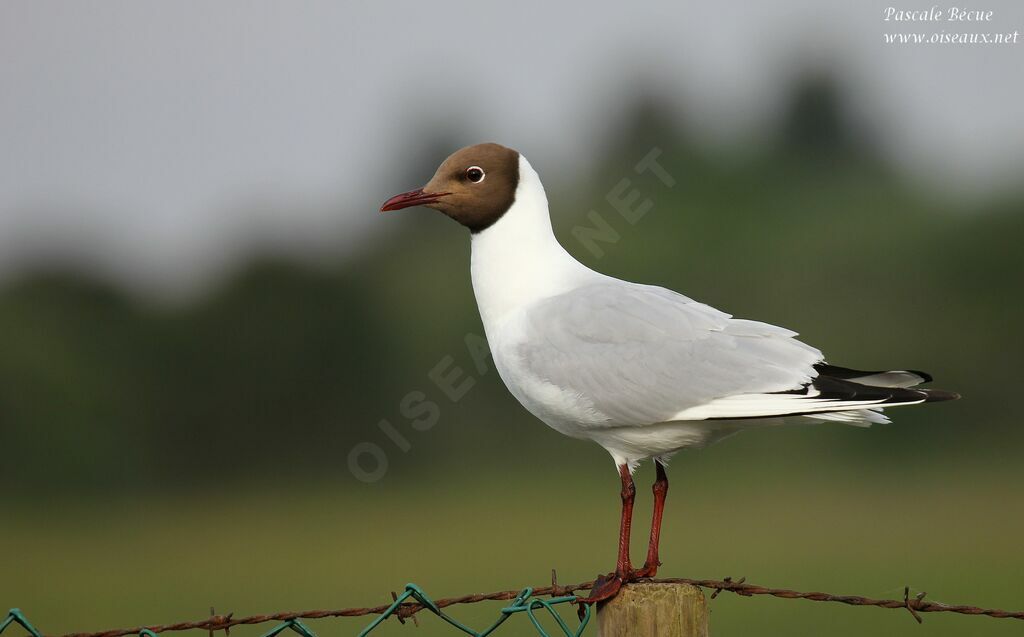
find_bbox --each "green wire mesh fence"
[355,584,587,636]
[1,584,589,637]
[1,611,42,637]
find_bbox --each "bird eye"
[465,166,485,183]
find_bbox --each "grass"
[4,443,1024,637]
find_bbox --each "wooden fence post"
[596,583,709,637]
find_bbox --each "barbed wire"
[4,571,1022,637]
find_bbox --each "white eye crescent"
[465,166,485,183]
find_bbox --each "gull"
[380,143,959,604]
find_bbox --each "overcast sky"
[1,0,1022,295]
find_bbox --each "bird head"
[380,142,520,233]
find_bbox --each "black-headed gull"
[381,143,959,603]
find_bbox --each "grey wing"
[514,281,823,425]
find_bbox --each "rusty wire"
[43,572,1023,637]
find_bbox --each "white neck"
[470,155,596,330]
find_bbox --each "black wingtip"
[922,389,961,402]
[906,369,934,383]
[814,363,939,388]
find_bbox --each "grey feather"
[512,281,823,426]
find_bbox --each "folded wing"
[514,281,823,425]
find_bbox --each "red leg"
[578,464,635,604]
[634,460,668,578]
[614,464,637,576]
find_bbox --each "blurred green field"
[6,429,1024,637]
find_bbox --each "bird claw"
[630,560,660,579]
[576,561,660,608]
[576,572,624,606]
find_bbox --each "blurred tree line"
[2,76,1021,494]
